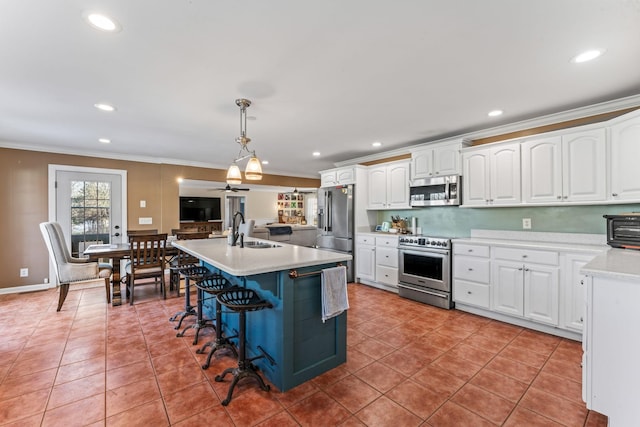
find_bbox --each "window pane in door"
[69,179,112,256]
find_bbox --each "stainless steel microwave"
[409,175,461,207]
[604,213,640,249]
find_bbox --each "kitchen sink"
[243,241,282,249]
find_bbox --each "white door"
[52,167,126,257]
[521,136,562,203]
[433,144,460,175]
[492,261,524,316]
[490,143,521,205]
[386,162,410,209]
[367,166,387,209]
[524,265,559,326]
[610,113,640,201]
[562,129,606,202]
[462,151,490,206]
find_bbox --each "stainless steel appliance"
[317,185,354,281]
[398,236,453,309]
[604,213,640,249]
[410,175,461,207]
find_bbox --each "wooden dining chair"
[39,221,113,311]
[127,229,158,239]
[169,231,210,294]
[125,233,168,305]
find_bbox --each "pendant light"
[226,98,263,184]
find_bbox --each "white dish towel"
[321,265,349,322]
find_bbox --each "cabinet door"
[462,151,490,206]
[522,136,563,203]
[490,143,521,205]
[367,166,387,209]
[411,149,434,179]
[386,162,410,209]
[524,265,559,326]
[433,144,460,175]
[492,261,524,316]
[356,244,376,282]
[562,129,606,202]
[336,167,355,185]
[320,171,337,188]
[376,246,398,268]
[610,113,640,201]
[563,253,594,332]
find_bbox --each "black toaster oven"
[604,213,640,249]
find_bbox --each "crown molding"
[335,93,640,167]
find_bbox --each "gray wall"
[379,203,640,238]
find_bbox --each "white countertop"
[452,229,607,254]
[582,248,640,281]
[172,237,351,276]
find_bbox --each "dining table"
[83,242,179,306]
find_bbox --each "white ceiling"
[1,1,639,178]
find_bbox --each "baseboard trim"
[0,283,56,295]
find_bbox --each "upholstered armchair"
[39,221,112,311]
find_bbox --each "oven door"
[398,248,450,292]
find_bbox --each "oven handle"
[399,248,450,257]
[398,283,448,299]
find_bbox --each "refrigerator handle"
[326,191,332,232]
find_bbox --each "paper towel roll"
[411,217,417,234]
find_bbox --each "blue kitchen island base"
[203,262,347,392]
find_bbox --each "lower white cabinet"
[453,242,490,308]
[355,233,399,292]
[355,235,376,282]
[561,252,597,333]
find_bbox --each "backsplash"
[378,203,640,238]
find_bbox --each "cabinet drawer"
[454,280,490,308]
[376,236,398,248]
[356,235,375,245]
[376,265,398,286]
[493,246,559,265]
[376,247,398,268]
[454,243,490,257]
[454,256,490,283]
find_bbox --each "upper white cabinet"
[521,129,606,204]
[320,166,355,188]
[411,140,465,180]
[462,142,521,206]
[610,110,640,201]
[367,160,410,209]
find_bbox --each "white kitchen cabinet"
[610,110,640,201]
[462,142,521,206]
[319,166,356,188]
[521,128,606,204]
[367,160,410,209]
[411,140,464,180]
[453,242,491,309]
[355,234,376,282]
[491,247,559,326]
[561,252,597,333]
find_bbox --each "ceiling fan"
[211,184,250,193]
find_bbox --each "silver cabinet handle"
[518,267,523,271]
[468,268,473,271]
[522,255,528,258]
[580,280,584,285]
[468,249,473,252]
[524,268,530,272]
[467,291,472,294]
[563,195,568,199]
[557,195,562,199]
[612,193,618,197]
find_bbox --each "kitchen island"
[581,248,640,426]
[172,237,351,392]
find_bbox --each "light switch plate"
[140,200,146,208]
[138,217,153,225]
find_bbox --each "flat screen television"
[179,197,222,222]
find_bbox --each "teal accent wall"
[378,203,640,238]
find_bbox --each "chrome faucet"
[231,211,245,247]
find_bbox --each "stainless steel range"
[397,236,453,309]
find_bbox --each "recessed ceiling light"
[261,160,269,165]
[84,12,122,32]
[488,110,503,117]
[94,103,116,112]
[98,138,111,144]
[572,49,604,63]
[312,151,321,157]
[372,141,382,148]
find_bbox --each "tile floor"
[0,281,608,426]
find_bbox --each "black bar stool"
[194,276,239,368]
[169,265,212,332]
[214,288,273,406]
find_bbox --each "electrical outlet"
[44,278,49,284]
[20,268,29,277]
[522,218,532,229]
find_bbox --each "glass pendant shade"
[244,155,263,180]
[226,163,242,185]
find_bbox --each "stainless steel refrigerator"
[317,185,354,282]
